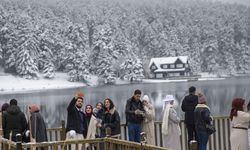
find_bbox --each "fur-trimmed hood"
[196,104,210,110]
[105,107,116,115]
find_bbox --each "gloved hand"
[69,130,76,138]
[25,130,30,137]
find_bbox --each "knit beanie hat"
[142,95,150,103]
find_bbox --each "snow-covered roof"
[149,56,188,69]
[154,68,186,72]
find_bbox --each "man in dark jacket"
[181,86,198,149]
[125,89,144,143]
[2,99,27,142]
[66,91,88,143]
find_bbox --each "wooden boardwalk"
[0,116,230,150]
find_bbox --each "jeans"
[197,131,209,150]
[128,122,142,143]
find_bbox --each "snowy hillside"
[0,0,249,85]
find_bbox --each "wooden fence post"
[105,127,111,137]
[16,134,22,150]
[190,140,198,150]
[61,120,66,141]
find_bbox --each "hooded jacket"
[29,111,48,142]
[101,107,120,136]
[2,105,27,141]
[194,104,211,132]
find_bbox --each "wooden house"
[149,56,191,79]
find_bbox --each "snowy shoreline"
[0,72,226,94]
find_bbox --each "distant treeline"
[0,0,249,84]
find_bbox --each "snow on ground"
[142,79,188,83]
[143,77,225,83]
[0,72,87,94]
[0,71,226,94]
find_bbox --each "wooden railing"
[120,116,230,150]
[0,116,230,150]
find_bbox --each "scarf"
[162,104,171,135]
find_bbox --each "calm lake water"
[0,77,249,128]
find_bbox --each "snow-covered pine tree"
[66,50,90,82]
[64,24,90,82]
[120,58,133,81]
[188,36,202,74]
[120,56,144,82]
[239,39,250,72]
[132,58,144,81]
[0,43,2,60]
[15,44,39,79]
[91,24,116,84]
[0,23,16,73]
[218,26,236,74]
[15,15,40,79]
[38,30,56,78]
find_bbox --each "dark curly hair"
[104,98,114,111]
[230,98,245,120]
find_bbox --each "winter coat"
[230,111,250,150]
[194,104,212,132]
[142,103,155,145]
[66,97,87,137]
[125,97,144,124]
[86,115,98,140]
[0,112,3,136]
[85,114,98,149]
[101,107,120,136]
[29,111,48,142]
[181,94,198,125]
[2,105,27,141]
[162,104,181,150]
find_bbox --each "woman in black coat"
[101,98,121,137]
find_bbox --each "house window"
[176,64,184,68]
[151,65,156,69]
[169,72,180,76]
[170,64,175,68]
[156,73,163,78]
[175,73,180,76]
[168,73,174,77]
[162,65,168,69]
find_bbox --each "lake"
[0,77,249,128]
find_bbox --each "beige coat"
[230,111,250,150]
[0,112,2,136]
[162,105,181,150]
[85,115,98,149]
[142,103,155,145]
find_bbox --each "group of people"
[181,86,250,150]
[0,99,48,146]
[1,86,250,150]
[65,89,156,149]
[64,87,206,150]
